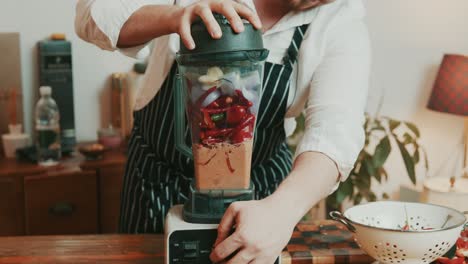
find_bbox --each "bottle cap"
[40,86,52,96]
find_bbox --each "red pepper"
[202,137,223,145]
[231,114,255,135]
[199,131,206,140]
[207,100,220,109]
[235,90,254,107]
[457,236,468,250]
[205,128,233,138]
[226,105,247,126]
[209,96,232,108]
[436,257,465,264]
[202,107,231,114]
[461,230,468,238]
[202,111,215,129]
[231,126,253,144]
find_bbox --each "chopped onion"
[219,72,241,95]
[241,72,261,91]
[201,89,222,107]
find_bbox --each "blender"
[165,14,279,264]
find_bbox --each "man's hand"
[210,152,340,264]
[117,0,261,50]
[174,0,262,50]
[210,199,296,264]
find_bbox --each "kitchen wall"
[0,0,135,141]
[0,0,467,196]
[363,0,468,197]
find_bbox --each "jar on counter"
[421,177,468,213]
[98,126,122,149]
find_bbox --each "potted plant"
[287,109,428,213]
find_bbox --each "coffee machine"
[164,14,279,264]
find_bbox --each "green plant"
[286,112,429,211]
[326,115,429,210]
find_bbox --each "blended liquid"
[193,140,253,190]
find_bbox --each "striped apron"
[119,24,310,234]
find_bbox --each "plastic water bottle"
[35,86,61,166]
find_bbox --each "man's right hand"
[172,0,262,50]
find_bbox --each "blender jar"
[175,14,268,191]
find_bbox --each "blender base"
[165,205,281,264]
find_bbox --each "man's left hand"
[209,198,297,264]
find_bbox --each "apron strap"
[283,24,311,67]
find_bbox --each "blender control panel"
[168,229,217,264]
[168,229,280,264]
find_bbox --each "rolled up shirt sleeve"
[295,18,371,189]
[75,0,171,58]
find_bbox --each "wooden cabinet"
[99,165,125,233]
[0,147,126,236]
[24,171,98,235]
[0,177,23,235]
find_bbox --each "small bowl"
[79,143,107,160]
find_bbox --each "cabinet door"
[24,171,98,235]
[99,165,125,233]
[0,177,23,235]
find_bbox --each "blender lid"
[177,13,268,62]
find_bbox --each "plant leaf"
[405,122,420,138]
[364,157,377,177]
[368,192,377,202]
[403,133,414,145]
[373,136,391,168]
[397,141,416,185]
[389,119,401,131]
[413,148,420,163]
[364,116,370,130]
[379,167,389,181]
[382,192,390,199]
[354,194,363,205]
[336,178,353,204]
[421,146,429,171]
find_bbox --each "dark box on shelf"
[38,38,76,154]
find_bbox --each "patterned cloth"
[281,220,375,264]
[427,54,468,116]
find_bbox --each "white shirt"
[75,0,371,185]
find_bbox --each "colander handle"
[329,211,356,233]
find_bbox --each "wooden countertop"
[0,221,374,264]
[0,145,126,177]
[0,234,164,264]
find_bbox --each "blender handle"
[174,74,194,159]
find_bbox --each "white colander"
[330,201,467,264]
